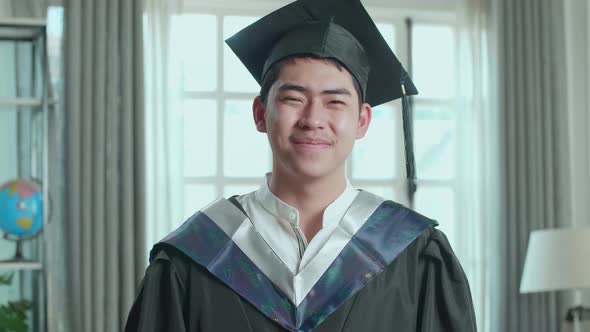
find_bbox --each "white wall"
[564,0,590,306]
[565,0,590,228]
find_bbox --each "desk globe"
[0,178,44,261]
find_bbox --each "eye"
[329,100,347,106]
[282,96,303,103]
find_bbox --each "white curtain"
[143,0,185,254]
[455,0,499,331]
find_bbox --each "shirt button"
[289,211,297,222]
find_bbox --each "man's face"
[253,57,372,180]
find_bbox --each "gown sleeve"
[417,229,477,332]
[124,250,189,332]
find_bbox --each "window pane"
[352,103,397,180]
[183,99,217,177]
[376,23,395,51]
[414,106,455,179]
[224,100,271,176]
[174,14,217,92]
[223,184,260,198]
[183,184,217,221]
[223,16,260,92]
[415,186,456,246]
[412,24,455,99]
[47,7,64,87]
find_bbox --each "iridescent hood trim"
[152,192,436,332]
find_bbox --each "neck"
[269,167,347,227]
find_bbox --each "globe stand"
[13,237,25,261]
[0,232,41,262]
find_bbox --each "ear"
[356,103,372,139]
[253,96,267,133]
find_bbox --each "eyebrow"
[277,83,352,96]
[277,83,307,93]
[321,88,351,96]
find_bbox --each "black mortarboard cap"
[226,0,419,203]
[225,0,417,107]
[261,19,371,102]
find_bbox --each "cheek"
[332,116,360,142]
[265,111,292,144]
[269,110,297,131]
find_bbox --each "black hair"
[259,55,364,109]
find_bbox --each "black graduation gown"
[125,196,476,332]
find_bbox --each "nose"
[297,100,326,129]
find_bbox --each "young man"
[125,0,476,331]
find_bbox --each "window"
[411,23,458,246]
[47,7,64,90]
[173,13,268,223]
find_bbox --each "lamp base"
[563,306,590,332]
[566,306,590,323]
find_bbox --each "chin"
[282,157,343,180]
[290,168,332,179]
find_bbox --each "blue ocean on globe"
[0,179,44,238]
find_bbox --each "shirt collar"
[255,172,358,228]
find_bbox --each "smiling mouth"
[291,138,332,150]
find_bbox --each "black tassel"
[401,76,417,206]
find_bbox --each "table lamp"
[520,228,590,332]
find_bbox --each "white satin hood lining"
[201,198,295,301]
[201,191,385,306]
[293,191,385,305]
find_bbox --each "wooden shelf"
[0,18,46,41]
[0,98,57,110]
[0,261,43,270]
[0,17,52,331]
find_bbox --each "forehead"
[274,57,357,91]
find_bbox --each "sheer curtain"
[455,0,498,331]
[143,0,185,254]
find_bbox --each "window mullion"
[216,14,225,198]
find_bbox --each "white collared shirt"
[236,173,359,274]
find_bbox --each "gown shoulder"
[415,228,477,331]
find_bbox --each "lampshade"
[520,228,590,293]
